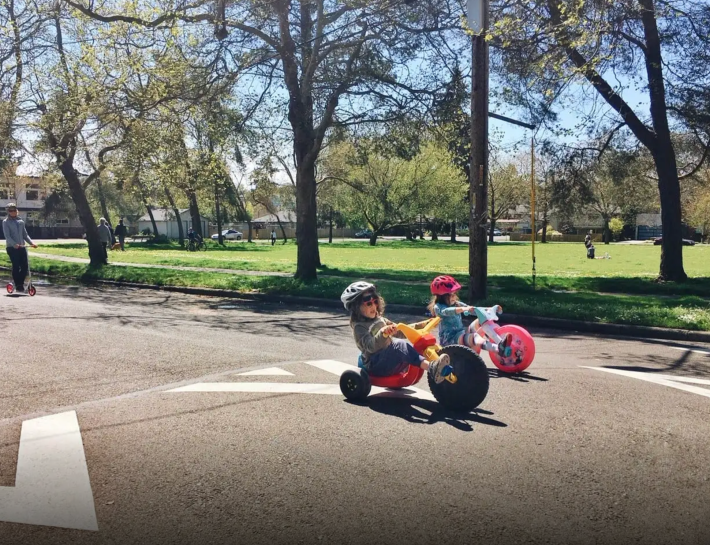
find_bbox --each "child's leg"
[368,339,425,376]
[467,320,512,355]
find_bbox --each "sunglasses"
[361,293,377,306]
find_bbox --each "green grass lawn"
[35,239,710,292]
[6,240,710,331]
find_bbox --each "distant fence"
[247,227,356,240]
[509,233,603,243]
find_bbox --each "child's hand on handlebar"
[381,324,398,337]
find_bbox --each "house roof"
[138,208,191,222]
[252,211,297,224]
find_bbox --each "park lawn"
[35,240,710,296]
[3,253,710,331]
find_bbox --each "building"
[137,209,209,239]
[0,171,83,238]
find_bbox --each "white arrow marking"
[0,411,98,531]
[238,367,294,376]
[584,367,710,399]
[169,360,435,401]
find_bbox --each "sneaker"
[429,353,452,384]
[497,333,513,358]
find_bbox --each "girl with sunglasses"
[340,281,452,383]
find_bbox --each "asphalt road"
[1,283,709,545]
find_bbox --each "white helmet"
[341,281,375,309]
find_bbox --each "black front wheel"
[427,345,490,412]
[340,369,371,402]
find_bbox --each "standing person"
[2,203,38,293]
[114,219,128,251]
[98,217,112,264]
[584,230,592,248]
[270,228,277,246]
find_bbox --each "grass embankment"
[5,241,710,331]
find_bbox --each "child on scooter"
[341,281,452,383]
[427,275,511,356]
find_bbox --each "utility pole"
[468,0,489,301]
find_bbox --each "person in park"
[270,229,277,246]
[585,230,594,259]
[114,219,128,251]
[341,281,453,383]
[2,203,38,293]
[98,218,112,264]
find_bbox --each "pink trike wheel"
[488,324,536,373]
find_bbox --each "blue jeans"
[366,339,425,376]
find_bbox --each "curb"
[4,266,710,344]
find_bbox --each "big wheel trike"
[339,317,490,412]
[464,305,536,374]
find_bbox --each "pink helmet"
[430,275,461,295]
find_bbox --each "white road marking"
[169,359,435,401]
[584,367,710,399]
[304,359,359,376]
[669,346,710,356]
[238,367,294,376]
[168,381,434,401]
[0,411,98,531]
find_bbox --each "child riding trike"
[339,315,490,412]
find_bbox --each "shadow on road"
[345,397,507,431]
[9,284,352,345]
[488,369,549,383]
[597,348,710,377]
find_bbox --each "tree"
[609,217,624,240]
[64,0,466,280]
[554,147,656,243]
[251,156,291,243]
[323,137,465,245]
[491,0,710,281]
[488,161,527,243]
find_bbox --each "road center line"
[583,366,710,399]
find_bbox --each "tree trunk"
[450,221,457,243]
[96,177,111,228]
[294,160,319,279]
[638,0,687,282]
[430,221,438,241]
[541,217,548,243]
[275,216,287,243]
[369,233,378,246]
[215,179,223,245]
[329,207,333,243]
[145,204,159,236]
[186,189,202,237]
[58,159,104,266]
[488,185,495,244]
[164,186,184,247]
[247,219,253,243]
[468,30,489,302]
[655,152,687,281]
[603,218,610,244]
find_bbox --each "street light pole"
[468,0,489,302]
